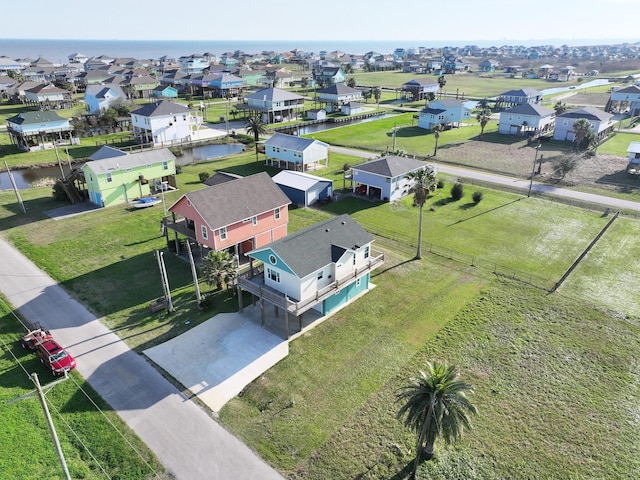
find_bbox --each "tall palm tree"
[397,361,477,479]
[405,167,437,259]
[432,124,443,156]
[476,107,492,139]
[200,250,237,291]
[372,86,382,106]
[245,115,268,162]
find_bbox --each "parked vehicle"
[20,324,53,350]
[36,339,76,375]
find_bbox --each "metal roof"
[272,170,332,191]
[264,133,328,151]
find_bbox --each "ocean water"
[0,37,625,63]
[0,39,431,63]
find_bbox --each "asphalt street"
[0,238,283,480]
[330,145,640,213]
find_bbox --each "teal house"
[238,214,384,338]
[82,148,177,208]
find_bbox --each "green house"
[82,148,177,207]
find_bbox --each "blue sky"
[4,0,639,44]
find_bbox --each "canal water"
[1,143,246,190]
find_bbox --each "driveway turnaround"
[0,237,283,480]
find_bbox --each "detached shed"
[272,170,333,207]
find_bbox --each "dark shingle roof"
[254,214,373,278]
[246,87,304,102]
[317,84,361,95]
[7,111,66,125]
[556,106,613,122]
[264,133,327,151]
[181,172,291,230]
[499,87,542,97]
[351,155,428,177]
[502,103,554,116]
[131,100,191,117]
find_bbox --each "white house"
[418,99,472,130]
[626,141,640,173]
[351,155,437,202]
[498,103,555,136]
[130,100,200,145]
[263,133,330,171]
[243,87,305,123]
[553,107,614,142]
[609,84,640,116]
[238,214,385,337]
[317,83,363,112]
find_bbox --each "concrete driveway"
[0,237,283,480]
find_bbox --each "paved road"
[0,238,283,480]
[331,146,640,213]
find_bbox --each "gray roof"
[83,148,175,174]
[246,87,304,102]
[556,106,613,122]
[89,146,129,161]
[420,108,446,115]
[203,172,242,186]
[614,85,640,94]
[317,83,361,95]
[502,103,554,116]
[499,87,542,97]
[351,155,428,177]
[251,214,373,278]
[179,172,291,230]
[85,83,125,99]
[263,133,327,151]
[131,100,192,117]
[403,78,438,87]
[7,110,67,125]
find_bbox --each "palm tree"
[405,167,437,259]
[476,107,492,139]
[437,75,446,97]
[572,117,595,150]
[347,77,357,88]
[432,124,443,156]
[372,86,382,106]
[245,115,268,161]
[200,250,237,291]
[362,89,372,104]
[397,361,477,479]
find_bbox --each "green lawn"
[598,131,640,156]
[0,298,164,480]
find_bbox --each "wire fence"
[366,223,556,291]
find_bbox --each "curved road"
[0,238,283,480]
[331,145,640,213]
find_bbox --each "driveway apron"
[0,237,283,480]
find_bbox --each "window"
[201,225,208,240]
[105,172,112,183]
[269,254,277,265]
[252,216,257,226]
[364,245,370,259]
[267,268,280,283]
[162,161,168,170]
[219,226,227,240]
[274,207,281,220]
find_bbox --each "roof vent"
[341,221,346,225]
[325,228,330,232]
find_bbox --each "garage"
[272,170,333,207]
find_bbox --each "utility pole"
[4,160,26,214]
[528,143,542,198]
[186,241,201,305]
[156,250,174,312]
[9,373,71,480]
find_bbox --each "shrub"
[472,191,483,204]
[343,163,351,172]
[198,172,210,182]
[437,180,445,189]
[233,133,255,145]
[199,293,214,310]
[451,182,464,200]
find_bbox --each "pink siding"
[212,206,289,250]
[170,197,289,252]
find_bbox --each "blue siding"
[322,273,370,314]
[277,184,306,206]
[249,249,295,275]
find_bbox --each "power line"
[68,375,159,477]
[48,400,111,480]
